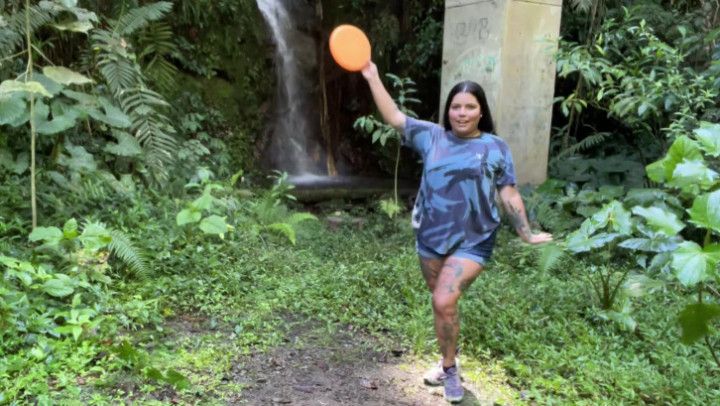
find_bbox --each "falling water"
[256,0,323,175]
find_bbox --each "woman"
[361,61,552,403]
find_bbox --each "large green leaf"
[566,231,621,253]
[43,66,94,86]
[53,20,93,33]
[35,112,78,135]
[678,303,720,344]
[79,222,112,252]
[631,206,685,236]
[583,200,632,235]
[58,144,97,172]
[646,136,702,183]
[619,236,679,253]
[0,80,51,97]
[62,89,98,105]
[104,131,142,157]
[624,188,682,209]
[688,190,720,234]
[176,208,201,226]
[96,98,131,128]
[671,242,720,286]
[29,226,63,245]
[0,149,29,175]
[199,215,229,237]
[0,94,26,125]
[668,160,718,192]
[43,275,75,297]
[31,73,64,97]
[192,193,214,212]
[63,218,79,239]
[694,122,720,157]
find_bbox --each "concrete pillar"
[440,0,562,185]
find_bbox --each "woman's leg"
[432,256,484,367]
[418,256,444,292]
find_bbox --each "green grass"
[2,204,718,404]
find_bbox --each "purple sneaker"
[443,365,464,403]
[423,357,460,386]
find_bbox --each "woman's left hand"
[525,232,553,244]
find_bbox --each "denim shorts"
[416,230,497,266]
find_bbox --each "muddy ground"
[223,319,511,406]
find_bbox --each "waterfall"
[256,0,323,176]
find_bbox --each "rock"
[360,378,378,390]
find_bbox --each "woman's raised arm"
[361,62,406,132]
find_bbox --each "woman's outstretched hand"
[361,61,378,80]
[525,232,553,244]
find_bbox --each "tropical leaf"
[0,94,26,125]
[688,190,720,234]
[566,231,621,253]
[678,303,720,344]
[646,136,702,183]
[631,206,685,236]
[79,222,112,252]
[58,144,97,172]
[29,226,63,245]
[671,242,720,287]
[0,80,51,97]
[199,215,230,237]
[668,160,718,192]
[104,131,142,157]
[694,122,720,157]
[42,66,93,85]
[176,208,201,226]
[43,275,75,298]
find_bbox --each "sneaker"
[423,357,460,386]
[443,365,464,403]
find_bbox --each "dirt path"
[224,320,512,406]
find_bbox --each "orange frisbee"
[329,25,371,72]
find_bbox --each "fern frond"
[536,243,565,273]
[91,15,178,181]
[0,3,58,57]
[266,222,296,245]
[115,1,173,36]
[287,212,318,225]
[554,132,611,161]
[570,0,594,12]
[144,56,178,93]
[108,228,151,280]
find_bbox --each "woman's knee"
[432,291,459,315]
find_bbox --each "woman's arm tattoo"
[507,202,532,241]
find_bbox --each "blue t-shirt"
[403,117,516,255]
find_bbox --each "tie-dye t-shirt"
[403,117,516,255]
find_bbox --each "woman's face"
[447,92,482,138]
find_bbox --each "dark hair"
[442,81,495,134]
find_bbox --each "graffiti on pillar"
[451,17,491,45]
[456,53,498,77]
